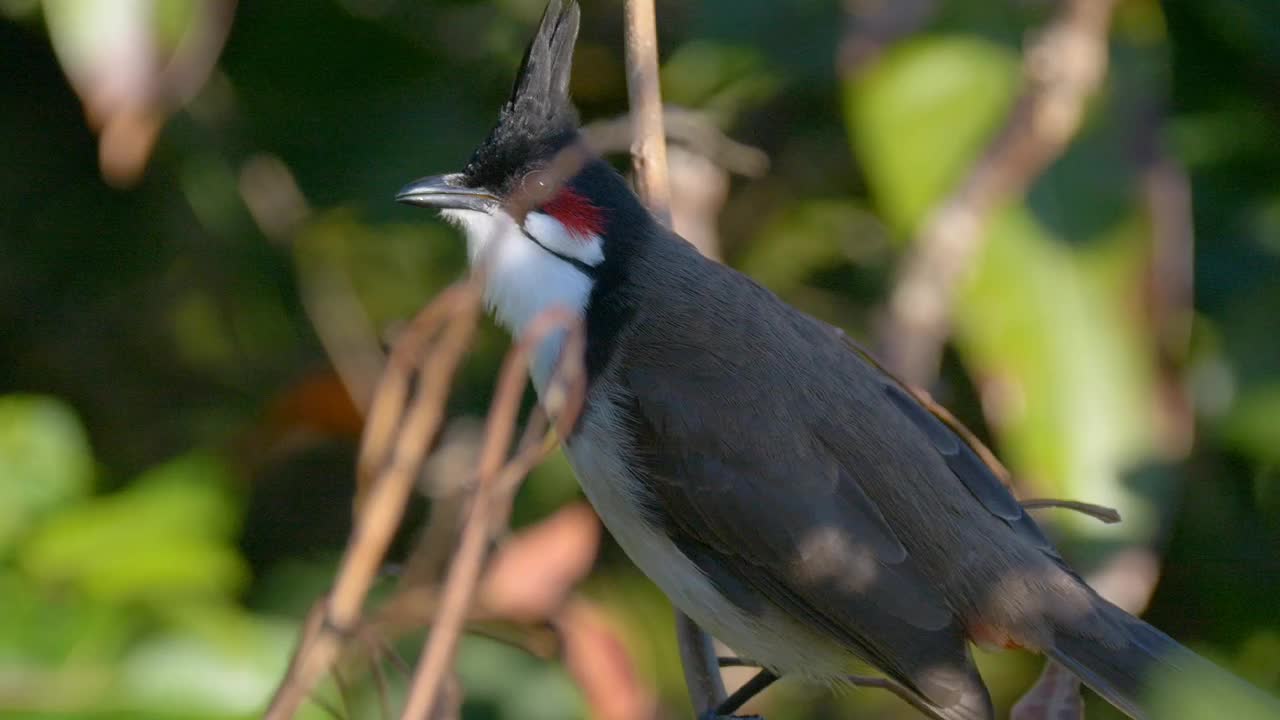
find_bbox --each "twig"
[623,0,673,228]
[399,309,585,719]
[581,107,769,177]
[1135,98,1196,459]
[623,0,729,714]
[1021,498,1121,524]
[845,674,947,720]
[715,656,945,720]
[264,283,480,720]
[880,0,1119,384]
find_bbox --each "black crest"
[463,0,582,193]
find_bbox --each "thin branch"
[264,283,480,720]
[880,0,1119,384]
[623,0,673,228]
[623,0,729,714]
[1021,498,1121,524]
[1135,98,1196,459]
[845,674,947,720]
[398,309,585,719]
[581,107,769,178]
[714,656,946,720]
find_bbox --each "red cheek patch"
[542,188,604,239]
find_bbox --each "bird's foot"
[697,669,778,720]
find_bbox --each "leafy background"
[1,0,1278,718]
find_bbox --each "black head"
[464,0,581,195]
[397,0,585,211]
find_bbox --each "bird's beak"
[395,173,499,213]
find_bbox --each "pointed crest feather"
[509,0,580,117]
[463,0,582,192]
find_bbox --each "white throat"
[441,208,602,391]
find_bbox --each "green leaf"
[0,394,94,553]
[954,209,1160,544]
[846,36,1019,238]
[0,569,135,666]
[847,34,1167,554]
[18,452,247,603]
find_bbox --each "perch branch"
[623,0,729,714]
[624,0,673,228]
[880,0,1119,384]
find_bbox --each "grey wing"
[834,327,1064,560]
[625,365,980,708]
[878,368,1067,562]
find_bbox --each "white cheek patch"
[523,211,604,266]
[438,207,594,392]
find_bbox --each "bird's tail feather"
[1048,597,1278,719]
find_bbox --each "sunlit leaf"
[0,395,94,554]
[846,35,1165,552]
[18,452,247,603]
[955,209,1159,543]
[846,36,1019,238]
[0,569,135,665]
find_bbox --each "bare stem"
[264,283,480,720]
[623,0,729,714]
[399,309,585,719]
[623,0,672,228]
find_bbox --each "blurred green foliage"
[2,0,1278,718]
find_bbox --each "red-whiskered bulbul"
[396,2,1277,718]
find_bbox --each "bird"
[395,2,1278,718]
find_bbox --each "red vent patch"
[542,188,604,239]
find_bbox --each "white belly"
[564,395,852,681]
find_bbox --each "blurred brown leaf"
[559,599,659,720]
[481,501,602,623]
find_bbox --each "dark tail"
[1048,597,1279,719]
